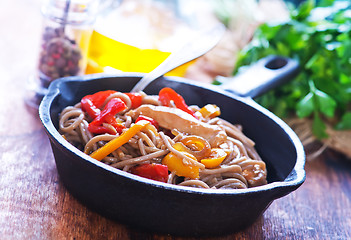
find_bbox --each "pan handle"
[218,55,300,99]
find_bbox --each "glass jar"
[27,0,99,108]
[85,0,196,77]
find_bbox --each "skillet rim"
[39,73,306,196]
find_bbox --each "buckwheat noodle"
[59,91,267,189]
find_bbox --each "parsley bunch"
[233,0,351,139]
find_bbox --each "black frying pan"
[39,55,305,237]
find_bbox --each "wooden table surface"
[1,0,351,239]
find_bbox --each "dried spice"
[38,26,82,88]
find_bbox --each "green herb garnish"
[233,0,351,139]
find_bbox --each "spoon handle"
[131,23,226,92]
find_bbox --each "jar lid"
[41,0,100,25]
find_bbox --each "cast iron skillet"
[39,56,306,237]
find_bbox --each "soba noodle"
[58,89,267,189]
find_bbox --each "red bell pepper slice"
[89,98,127,134]
[90,98,126,125]
[125,92,143,109]
[88,119,126,135]
[88,124,117,135]
[105,117,126,134]
[81,97,101,119]
[158,87,197,118]
[135,115,159,130]
[130,163,169,183]
[81,90,117,119]
[89,90,117,108]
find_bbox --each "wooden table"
[1,0,351,239]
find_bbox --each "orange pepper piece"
[200,148,227,169]
[90,120,150,161]
[197,104,221,119]
[162,145,199,179]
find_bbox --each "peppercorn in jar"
[38,26,83,87]
[26,0,99,108]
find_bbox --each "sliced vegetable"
[136,115,159,130]
[81,97,100,119]
[197,104,221,119]
[180,136,211,160]
[125,92,143,109]
[106,119,126,135]
[88,124,117,135]
[130,163,168,183]
[162,151,199,179]
[90,120,150,161]
[172,142,189,152]
[90,98,127,126]
[81,90,116,118]
[88,98,127,135]
[158,87,197,118]
[200,148,227,169]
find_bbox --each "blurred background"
[30,0,293,85]
[2,0,351,159]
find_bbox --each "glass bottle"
[27,0,99,108]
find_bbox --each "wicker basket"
[287,118,351,160]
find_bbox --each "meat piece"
[127,105,227,147]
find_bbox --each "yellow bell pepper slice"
[180,136,211,160]
[172,142,189,152]
[90,120,150,161]
[197,104,221,118]
[200,148,227,169]
[162,148,199,179]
